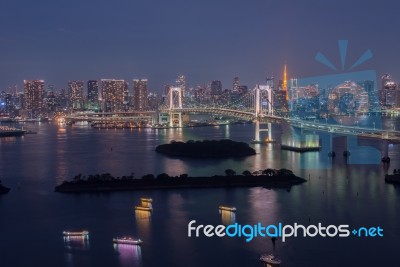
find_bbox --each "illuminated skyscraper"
[123,81,129,104]
[87,80,99,102]
[68,81,84,110]
[210,80,222,95]
[87,80,99,110]
[381,74,392,90]
[101,79,125,112]
[176,75,186,96]
[233,77,240,92]
[379,74,397,107]
[24,80,45,118]
[133,79,148,111]
[357,80,376,110]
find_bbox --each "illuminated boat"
[140,197,153,203]
[113,237,143,245]
[0,126,26,137]
[135,206,153,211]
[260,254,282,265]
[219,205,236,212]
[63,230,89,237]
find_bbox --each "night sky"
[1,0,399,92]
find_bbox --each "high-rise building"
[357,80,376,110]
[123,81,129,103]
[87,80,99,102]
[381,74,392,90]
[87,80,99,110]
[176,75,186,96]
[274,90,289,114]
[233,77,240,92]
[379,74,397,107]
[24,80,45,118]
[68,81,84,110]
[101,79,125,112]
[4,93,13,114]
[46,91,57,112]
[133,79,148,111]
[47,84,55,93]
[57,88,68,109]
[148,92,161,110]
[210,80,222,96]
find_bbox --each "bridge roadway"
[286,118,400,142]
[169,107,259,120]
[64,108,400,141]
[65,116,154,122]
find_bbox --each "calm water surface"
[0,121,399,267]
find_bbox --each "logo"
[188,220,384,242]
[287,40,383,168]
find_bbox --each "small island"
[54,168,306,193]
[155,139,256,158]
[0,180,10,195]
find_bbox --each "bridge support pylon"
[169,112,182,128]
[251,120,275,144]
[382,139,390,163]
[343,136,351,158]
[168,87,183,128]
[327,133,336,158]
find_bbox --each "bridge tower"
[168,87,183,127]
[255,85,273,117]
[253,85,274,143]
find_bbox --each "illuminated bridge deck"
[286,118,400,142]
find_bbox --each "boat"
[219,205,236,212]
[63,230,89,237]
[140,197,153,203]
[113,237,143,245]
[0,126,26,137]
[260,254,282,265]
[135,206,153,212]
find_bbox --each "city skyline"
[1,0,400,91]
[1,1,400,267]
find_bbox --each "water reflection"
[114,243,142,267]
[63,236,90,251]
[248,187,279,224]
[2,121,400,267]
[0,136,23,144]
[135,210,151,239]
[220,210,236,225]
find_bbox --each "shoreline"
[55,173,306,193]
